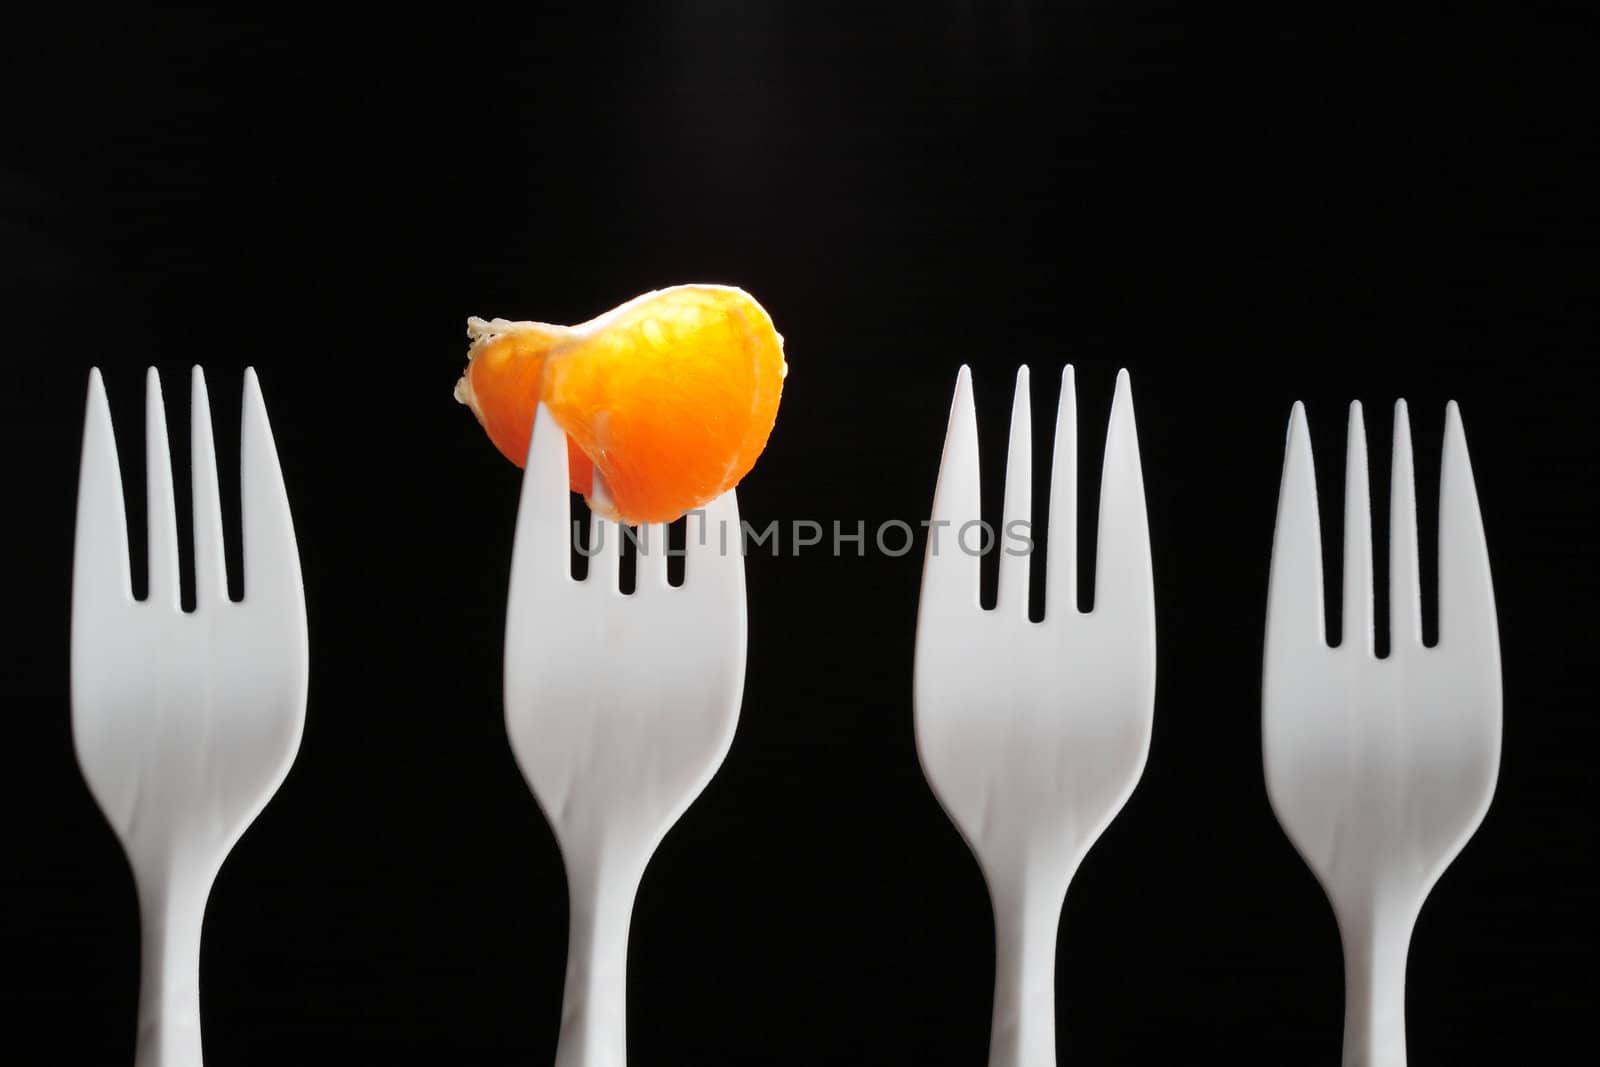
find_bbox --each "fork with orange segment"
[501,402,748,1067]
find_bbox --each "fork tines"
[1266,399,1498,664]
[922,364,1154,632]
[74,366,302,615]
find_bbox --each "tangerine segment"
[454,319,593,492]
[546,285,785,523]
[456,284,786,525]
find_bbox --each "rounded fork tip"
[949,365,976,414]
[1285,401,1310,446]
[1443,401,1469,449]
[1111,369,1136,411]
[83,367,111,417]
[1110,368,1136,410]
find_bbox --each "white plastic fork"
[71,367,308,1067]
[503,403,747,1067]
[913,365,1156,1067]
[1263,400,1501,1067]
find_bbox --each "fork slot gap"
[1414,407,1443,649]
[175,438,198,614]
[974,366,1008,611]
[168,374,209,614]
[1025,372,1050,623]
[106,371,150,602]
[570,491,593,581]
[618,523,639,595]
[1075,369,1113,615]
[214,376,246,604]
[667,515,687,587]
[1309,402,1346,648]
[1371,413,1393,660]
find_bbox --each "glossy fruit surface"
[456,284,786,523]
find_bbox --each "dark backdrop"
[2,4,1590,1064]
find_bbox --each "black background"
[2,4,1591,1064]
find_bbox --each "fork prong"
[240,369,304,606]
[1091,370,1154,634]
[73,369,132,606]
[509,402,573,595]
[685,488,744,606]
[1389,400,1423,650]
[1342,402,1374,654]
[190,367,229,605]
[1044,365,1078,618]
[1266,402,1327,654]
[586,472,624,592]
[1438,401,1498,660]
[997,365,1032,617]
[636,522,672,592]
[921,366,982,614]
[145,368,181,609]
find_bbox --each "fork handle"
[988,880,1065,1067]
[135,875,210,1067]
[555,853,647,1067]
[1339,897,1418,1067]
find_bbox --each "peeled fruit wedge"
[455,284,786,525]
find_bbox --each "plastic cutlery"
[1263,400,1501,1067]
[502,403,747,1067]
[71,367,308,1067]
[913,365,1156,1067]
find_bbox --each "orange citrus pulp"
[455,284,786,524]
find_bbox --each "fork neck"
[134,869,213,1067]
[554,844,651,1067]
[1339,893,1420,1067]
[987,873,1068,1067]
